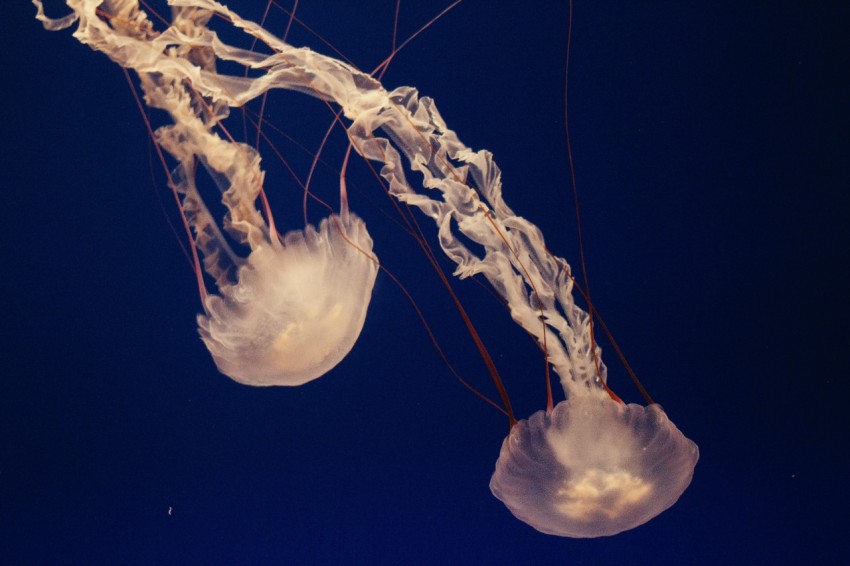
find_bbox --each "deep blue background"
[2,0,847,563]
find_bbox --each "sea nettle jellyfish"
[36,0,379,387]
[34,0,698,537]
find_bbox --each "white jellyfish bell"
[491,394,698,537]
[197,213,377,386]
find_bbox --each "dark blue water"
[2,1,846,563]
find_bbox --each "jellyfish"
[33,0,379,386]
[146,65,379,387]
[34,0,698,536]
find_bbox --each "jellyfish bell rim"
[490,395,699,538]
